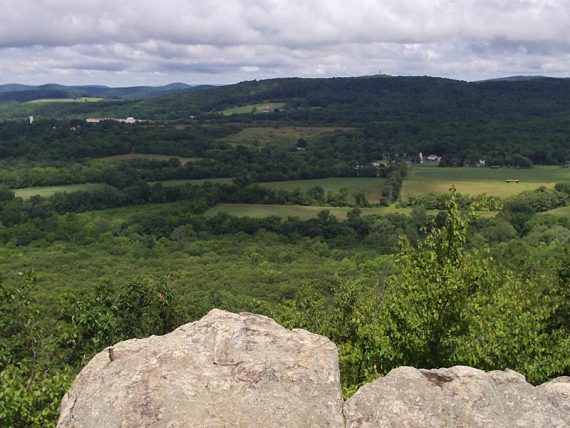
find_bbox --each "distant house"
[86,117,141,124]
[262,106,274,113]
[506,179,520,183]
[427,154,440,162]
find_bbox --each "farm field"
[99,153,201,164]
[401,166,570,198]
[12,178,233,199]
[259,177,385,202]
[13,183,108,199]
[27,97,105,103]
[157,178,233,187]
[208,203,496,220]
[221,126,350,147]
[220,102,286,115]
[541,205,570,217]
[207,203,409,219]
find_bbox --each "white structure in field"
[419,152,423,164]
[85,117,142,124]
[29,116,34,125]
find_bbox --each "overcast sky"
[1,0,569,86]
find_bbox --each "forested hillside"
[0,83,210,104]
[3,75,570,164]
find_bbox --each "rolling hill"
[0,82,212,104]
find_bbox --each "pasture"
[402,166,570,198]
[541,205,570,217]
[220,102,286,115]
[259,177,385,202]
[13,183,108,199]
[99,153,201,164]
[27,97,105,103]
[208,203,496,220]
[221,126,350,147]
[157,178,233,187]
[207,203,409,220]
[11,179,232,199]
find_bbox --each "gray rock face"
[344,366,570,428]
[59,310,570,427]
[58,309,344,428]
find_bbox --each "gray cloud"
[0,0,569,85]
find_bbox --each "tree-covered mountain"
[2,75,570,164]
[0,82,212,103]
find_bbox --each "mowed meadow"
[402,166,570,198]
[11,166,570,218]
[220,126,351,147]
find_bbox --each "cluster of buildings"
[85,117,142,124]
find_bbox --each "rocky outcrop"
[58,309,344,427]
[344,366,570,428]
[59,310,570,427]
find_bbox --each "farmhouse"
[86,117,142,124]
[506,179,520,183]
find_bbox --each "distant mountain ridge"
[0,82,213,103]
[475,75,560,82]
[2,75,570,123]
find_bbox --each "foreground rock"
[58,309,344,427]
[59,309,570,427]
[344,366,570,428]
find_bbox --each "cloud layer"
[1,0,569,85]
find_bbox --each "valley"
[1,76,570,426]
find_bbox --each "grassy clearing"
[12,179,232,199]
[99,153,201,164]
[27,97,105,104]
[207,203,496,220]
[260,177,385,202]
[221,126,350,147]
[76,201,190,225]
[220,102,286,115]
[157,178,233,187]
[13,183,108,199]
[541,205,570,217]
[402,166,570,198]
[207,203,409,219]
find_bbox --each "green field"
[207,203,409,219]
[541,205,570,217]
[208,203,496,220]
[402,166,570,198]
[99,153,201,164]
[13,183,108,199]
[27,97,105,104]
[221,126,350,147]
[157,178,233,187]
[12,179,233,199]
[220,102,286,115]
[259,177,385,202]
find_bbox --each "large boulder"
[58,309,570,427]
[344,366,570,427]
[58,309,344,427]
